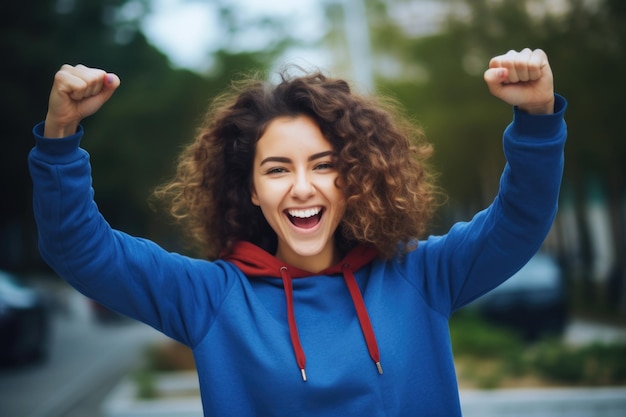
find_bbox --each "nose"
[290,170,315,200]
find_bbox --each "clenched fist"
[484,48,554,115]
[44,64,120,138]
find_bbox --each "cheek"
[328,181,347,217]
[251,179,282,209]
[250,173,269,207]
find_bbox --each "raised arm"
[29,65,231,346]
[404,49,567,315]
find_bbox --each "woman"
[29,48,566,416]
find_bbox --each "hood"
[224,241,383,382]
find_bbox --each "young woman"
[29,48,566,416]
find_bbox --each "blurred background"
[1,0,625,415]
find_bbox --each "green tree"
[366,0,626,313]
[1,0,291,272]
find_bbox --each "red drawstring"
[280,266,307,382]
[342,264,384,375]
[225,242,383,381]
[279,264,383,382]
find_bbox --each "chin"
[292,243,327,258]
[282,238,333,261]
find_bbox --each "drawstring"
[342,264,384,375]
[279,264,383,382]
[280,266,307,382]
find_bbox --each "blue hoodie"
[29,95,567,416]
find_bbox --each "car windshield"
[491,253,561,293]
[0,271,36,307]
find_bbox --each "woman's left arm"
[405,49,567,315]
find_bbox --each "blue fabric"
[28,95,567,416]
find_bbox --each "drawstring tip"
[375,362,384,375]
[300,368,307,382]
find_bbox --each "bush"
[450,311,524,359]
[450,312,626,388]
[133,370,158,399]
[133,340,198,400]
[529,340,626,386]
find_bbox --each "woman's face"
[251,115,346,272]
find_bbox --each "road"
[0,291,166,417]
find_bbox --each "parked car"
[470,252,569,341]
[0,270,51,365]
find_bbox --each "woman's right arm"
[28,65,233,347]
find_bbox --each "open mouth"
[286,207,323,229]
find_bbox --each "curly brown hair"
[153,69,441,260]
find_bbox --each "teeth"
[288,207,322,218]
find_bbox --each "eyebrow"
[259,151,334,166]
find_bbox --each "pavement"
[0,288,166,417]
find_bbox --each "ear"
[250,185,260,206]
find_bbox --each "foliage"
[451,312,626,388]
[133,370,158,399]
[529,339,626,385]
[132,340,196,399]
[2,0,291,271]
[366,0,623,209]
[450,311,524,359]
[359,0,626,313]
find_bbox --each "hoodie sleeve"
[401,94,567,317]
[28,122,234,347]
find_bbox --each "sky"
[140,0,330,73]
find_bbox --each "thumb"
[77,72,120,119]
[101,72,121,99]
[85,72,120,113]
[483,67,508,88]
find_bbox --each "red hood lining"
[224,240,379,278]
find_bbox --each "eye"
[314,162,334,171]
[265,167,287,175]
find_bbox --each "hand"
[484,48,554,115]
[44,64,120,138]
